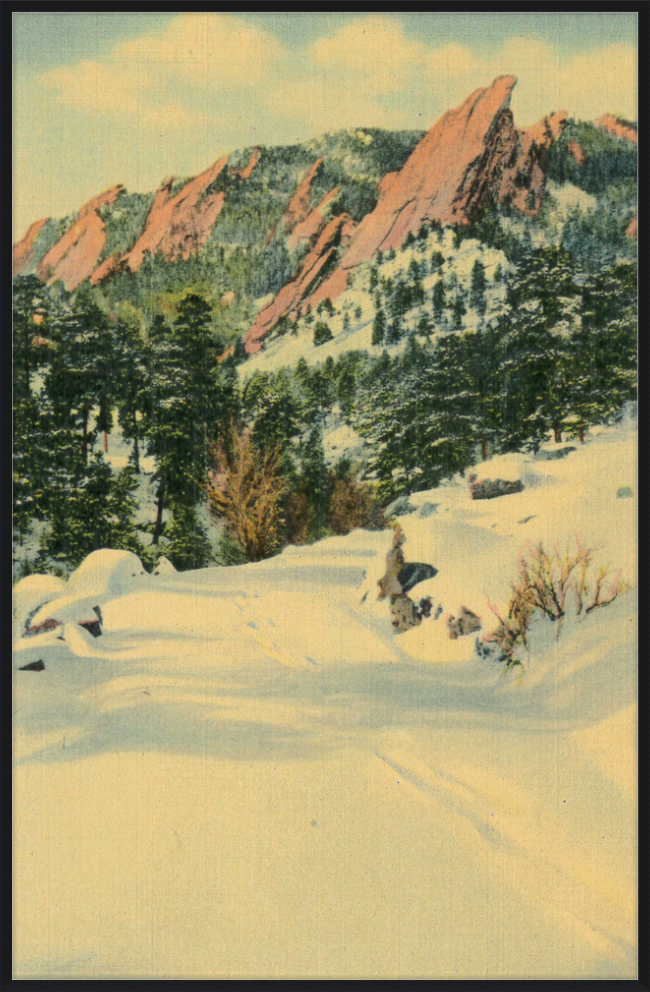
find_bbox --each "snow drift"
[13,413,637,979]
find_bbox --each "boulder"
[446,607,482,640]
[12,573,67,643]
[397,562,438,595]
[469,477,524,500]
[390,593,422,633]
[67,549,146,597]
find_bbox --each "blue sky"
[13,12,637,239]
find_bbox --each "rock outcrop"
[625,214,637,240]
[594,113,637,144]
[13,217,50,276]
[567,140,586,165]
[287,187,340,251]
[122,157,229,272]
[267,159,324,244]
[244,76,569,348]
[244,212,354,353]
[229,147,260,180]
[36,185,125,291]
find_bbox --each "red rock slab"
[567,140,586,165]
[287,187,341,251]
[91,251,127,286]
[338,75,519,271]
[36,185,125,291]
[230,147,261,180]
[123,156,229,271]
[594,114,637,144]
[495,110,568,215]
[266,158,324,244]
[244,213,350,353]
[13,217,50,277]
[625,214,637,240]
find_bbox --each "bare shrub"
[484,537,630,665]
[328,475,377,535]
[203,428,286,562]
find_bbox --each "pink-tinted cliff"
[267,159,324,244]
[13,218,50,277]
[244,213,354,354]
[35,185,124,291]
[229,147,261,180]
[122,157,229,271]
[594,114,637,144]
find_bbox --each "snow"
[13,416,637,979]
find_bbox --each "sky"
[13,11,637,241]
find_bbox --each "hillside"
[13,410,637,978]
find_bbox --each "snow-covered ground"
[13,411,637,979]
[242,228,510,377]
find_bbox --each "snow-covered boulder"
[27,595,104,636]
[469,477,524,500]
[534,446,576,462]
[12,573,67,643]
[67,549,147,597]
[153,556,176,576]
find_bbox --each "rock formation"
[123,156,230,272]
[267,159,324,244]
[625,214,637,240]
[594,113,637,144]
[12,217,50,276]
[36,185,125,291]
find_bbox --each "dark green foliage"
[99,191,155,263]
[314,320,334,346]
[372,308,386,346]
[547,119,637,195]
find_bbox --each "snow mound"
[67,549,147,596]
[12,573,67,642]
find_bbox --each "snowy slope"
[13,413,637,979]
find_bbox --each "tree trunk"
[132,435,140,473]
[578,423,586,444]
[103,431,108,452]
[25,359,30,396]
[480,438,489,461]
[152,482,165,545]
[553,422,562,444]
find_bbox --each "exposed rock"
[446,606,482,640]
[337,76,520,273]
[594,113,637,144]
[123,157,229,271]
[534,446,576,462]
[397,562,438,595]
[494,110,568,215]
[24,617,62,637]
[390,593,422,633]
[221,290,236,306]
[625,215,637,240]
[91,251,127,286]
[267,158,324,244]
[13,217,50,276]
[468,476,525,500]
[229,147,260,180]
[616,486,633,499]
[12,573,67,643]
[18,660,46,672]
[36,185,125,291]
[377,525,406,601]
[385,495,418,517]
[419,502,438,518]
[244,213,353,353]
[287,187,340,251]
[31,334,54,349]
[567,140,586,165]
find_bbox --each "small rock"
[18,659,45,672]
[419,502,439,518]
[469,478,524,500]
[398,562,438,594]
[446,606,482,640]
[24,617,62,637]
[617,486,633,499]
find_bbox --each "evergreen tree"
[313,320,333,346]
[372,308,386,346]
[470,258,487,314]
[432,280,446,320]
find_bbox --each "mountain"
[13,76,637,352]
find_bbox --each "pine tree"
[372,308,386,346]
[313,320,333,346]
